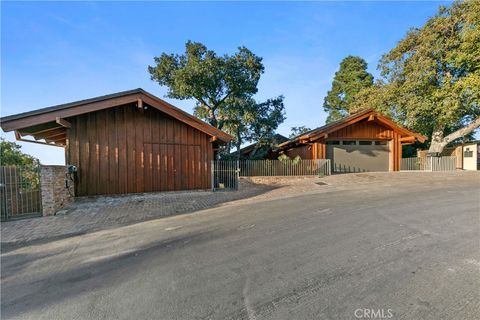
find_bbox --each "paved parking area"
[1,172,478,249]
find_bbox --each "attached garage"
[0,89,232,196]
[276,109,426,173]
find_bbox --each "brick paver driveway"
[1,177,330,248]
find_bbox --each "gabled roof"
[278,109,426,150]
[0,88,233,146]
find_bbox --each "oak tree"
[148,41,285,156]
[354,1,480,153]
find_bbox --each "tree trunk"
[428,117,480,153]
[428,124,446,153]
[207,108,218,128]
[235,130,242,161]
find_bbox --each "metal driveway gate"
[0,166,42,221]
[212,160,240,191]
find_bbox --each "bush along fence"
[211,159,331,191]
[400,156,457,171]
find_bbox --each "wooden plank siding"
[284,144,313,159]
[326,120,394,140]
[67,103,213,196]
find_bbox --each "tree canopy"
[353,1,480,152]
[0,138,40,167]
[148,41,264,129]
[290,126,311,138]
[323,56,373,123]
[0,138,41,188]
[222,96,285,157]
[148,41,285,156]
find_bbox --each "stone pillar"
[40,165,75,216]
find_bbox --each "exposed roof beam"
[14,131,65,148]
[55,117,71,128]
[33,128,65,139]
[400,136,416,143]
[38,132,66,140]
[20,125,63,136]
[49,135,67,142]
[45,137,66,144]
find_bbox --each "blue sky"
[1,1,449,164]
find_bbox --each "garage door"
[326,140,390,173]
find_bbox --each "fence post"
[236,160,240,190]
[211,160,215,191]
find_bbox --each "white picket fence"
[401,156,457,171]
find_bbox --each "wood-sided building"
[0,89,232,196]
[275,109,426,173]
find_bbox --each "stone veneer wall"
[40,165,75,216]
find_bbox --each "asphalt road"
[1,173,479,320]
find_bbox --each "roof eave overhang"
[0,89,233,145]
[277,109,427,150]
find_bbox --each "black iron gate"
[0,166,42,221]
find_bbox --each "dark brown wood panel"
[285,144,313,159]
[125,106,136,193]
[87,112,98,195]
[67,103,214,196]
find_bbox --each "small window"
[359,141,372,145]
[342,141,356,145]
[374,141,388,145]
[326,140,340,145]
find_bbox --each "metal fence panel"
[212,160,239,191]
[401,156,456,172]
[1,166,42,221]
[211,159,331,191]
[431,156,457,171]
[238,159,331,177]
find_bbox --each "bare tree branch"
[443,116,480,144]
